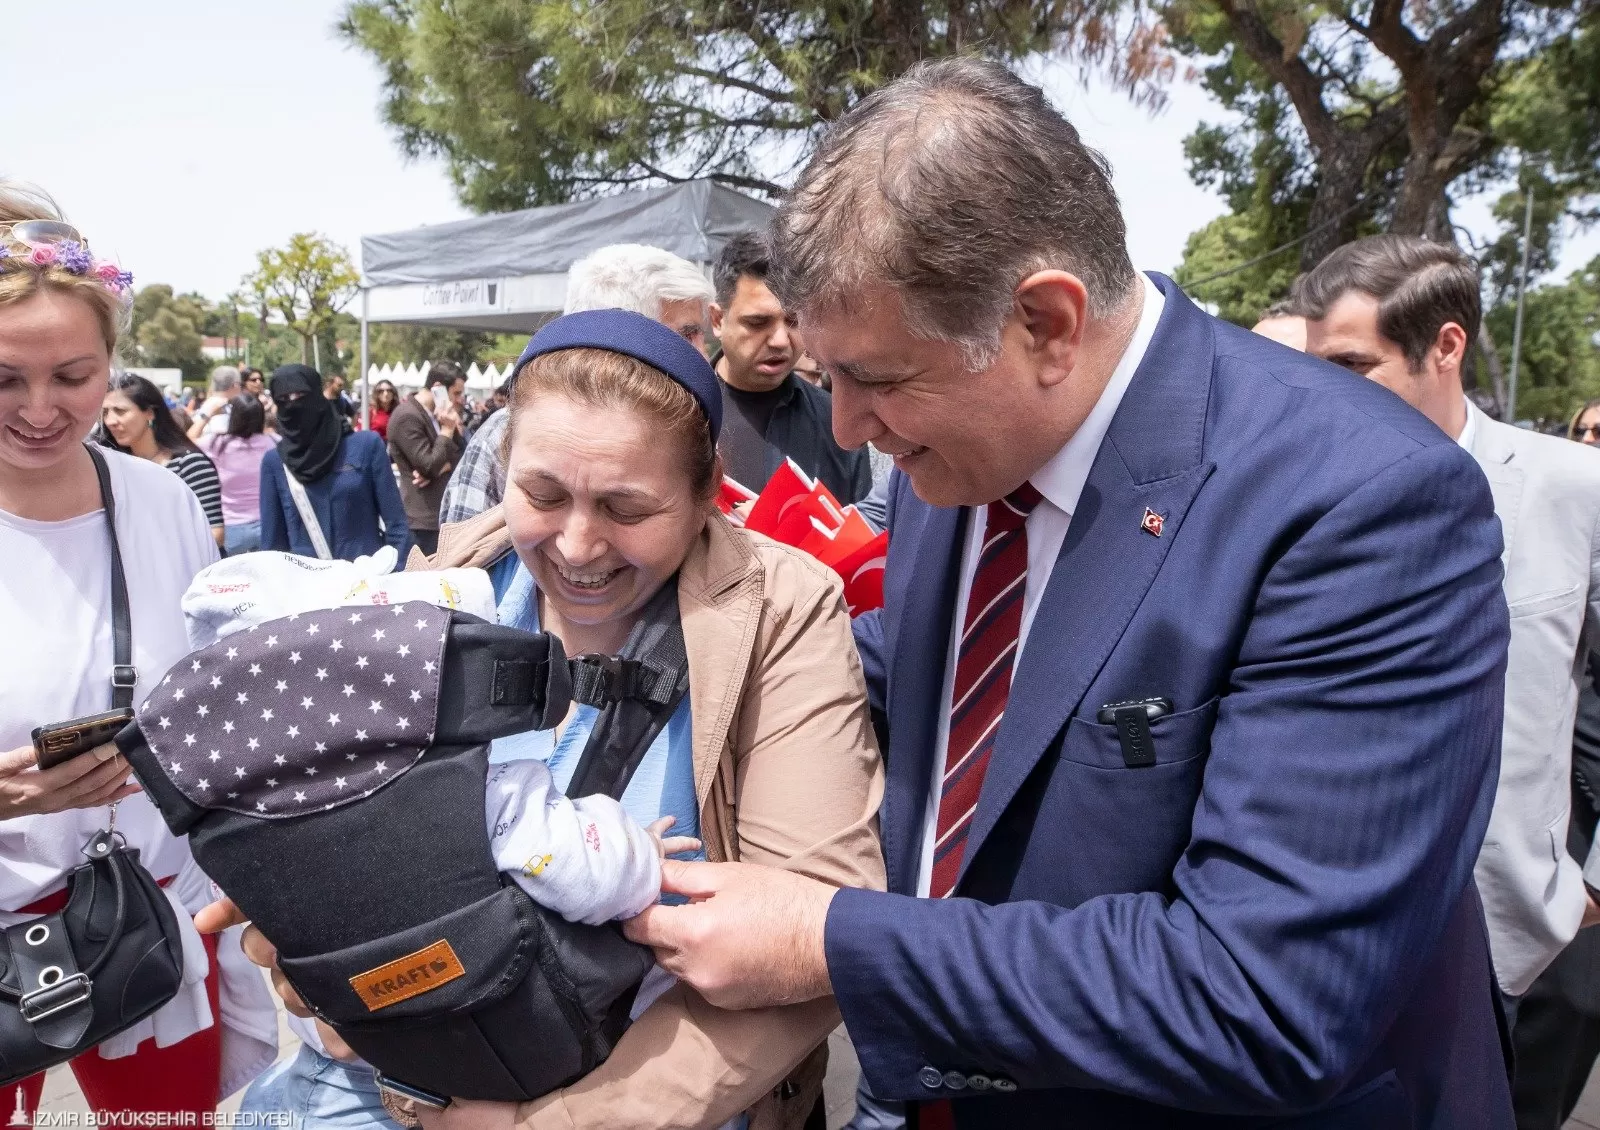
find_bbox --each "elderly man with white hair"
[437,243,714,527]
[186,363,242,439]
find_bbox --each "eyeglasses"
[0,220,86,250]
[1577,424,1600,439]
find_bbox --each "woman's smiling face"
[503,392,708,634]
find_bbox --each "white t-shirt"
[0,450,282,1082]
[0,449,218,912]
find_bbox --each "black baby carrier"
[117,585,690,1104]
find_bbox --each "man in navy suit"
[625,59,1513,1128]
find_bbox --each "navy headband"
[515,309,723,442]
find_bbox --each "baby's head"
[182,548,496,650]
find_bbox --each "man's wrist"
[796,881,839,1001]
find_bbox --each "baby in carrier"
[174,548,693,1123]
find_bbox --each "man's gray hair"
[564,244,714,317]
[209,365,241,394]
[770,57,1136,370]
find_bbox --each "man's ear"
[1434,321,1470,379]
[1014,271,1089,389]
[709,302,726,336]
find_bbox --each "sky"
[5,0,1595,304]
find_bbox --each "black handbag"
[0,446,187,1086]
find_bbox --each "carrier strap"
[563,580,690,803]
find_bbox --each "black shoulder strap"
[564,580,690,802]
[85,446,136,710]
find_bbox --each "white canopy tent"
[356,180,775,410]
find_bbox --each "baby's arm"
[486,760,664,925]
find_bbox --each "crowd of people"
[3,54,1600,1130]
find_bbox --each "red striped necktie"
[930,482,1042,900]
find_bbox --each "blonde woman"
[0,182,275,1117]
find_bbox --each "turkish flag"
[740,458,888,615]
[716,476,759,524]
[831,531,889,617]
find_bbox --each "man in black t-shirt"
[710,231,872,502]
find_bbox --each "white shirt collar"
[1455,396,1477,451]
[1030,273,1165,518]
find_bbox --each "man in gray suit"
[1299,235,1600,1009]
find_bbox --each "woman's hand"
[0,742,140,819]
[646,816,701,860]
[417,1098,517,1130]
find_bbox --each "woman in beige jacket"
[208,311,884,1130]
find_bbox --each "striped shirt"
[165,449,224,530]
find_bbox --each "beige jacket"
[424,508,887,1130]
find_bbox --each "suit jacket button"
[991,1078,1018,1093]
[919,1066,945,1090]
[967,1074,992,1091]
[942,1071,968,1091]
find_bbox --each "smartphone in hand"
[32,709,135,770]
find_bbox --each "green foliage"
[1167,0,1594,323]
[366,324,498,368]
[241,234,360,366]
[1172,75,1320,322]
[338,0,1160,211]
[130,285,210,383]
[1486,255,1600,425]
[1176,213,1303,324]
[1492,16,1600,223]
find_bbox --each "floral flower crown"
[0,239,134,296]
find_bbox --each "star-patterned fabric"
[138,601,450,818]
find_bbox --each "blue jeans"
[225,521,262,556]
[239,1046,400,1130]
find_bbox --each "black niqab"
[270,364,348,483]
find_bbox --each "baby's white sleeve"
[485,761,662,925]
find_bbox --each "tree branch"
[1213,0,1341,153]
[636,159,787,197]
[669,64,800,105]
[657,98,812,130]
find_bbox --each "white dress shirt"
[915,274,1166,897]
[1455,396,1477,450]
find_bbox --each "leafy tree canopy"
[339,0,1165,211]
[241,234,361,366]
[366,324,499,369]
[130,284,209,383]
[1485,253,1600,423]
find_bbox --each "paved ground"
[31,1010,867,1127]
[41,1014,1600,1129]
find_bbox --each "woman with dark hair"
[365,380,398,441]
[101,372,225,549]
[197,394,277,555]
[258,364,411,560]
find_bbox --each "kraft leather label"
[350,939,465,1011]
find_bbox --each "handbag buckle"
[111,665,138,691]
[19,971,91,1024]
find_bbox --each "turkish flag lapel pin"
[1141,508,1165,537]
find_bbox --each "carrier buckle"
[570,655,644,707]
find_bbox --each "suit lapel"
[959,275,1219,883]
[1468,407,1522,557]
[882,493,968,894]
